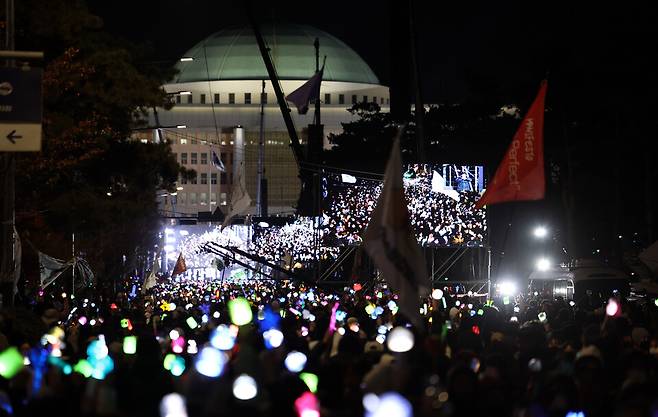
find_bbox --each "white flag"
[221,161,252,231]
[142,258,159,293]
[39,252,72,289]
[363,132,429,329]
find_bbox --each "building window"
[261,92,267,104]
[180,138,187,145]
[339,94,345,104]
[189,193,197,204]
[200,94,206,104]
[220,192,227,206]
[221,172,227,184]
[373,96,377,104]
[191,153,198,164]
[181,175,188,185]
[176,95,181,104]
[362,95,368,103]
[210,192,216,204]
[386,98,390,104]
[181,153,188,164]
[187,95,193,104]
[211,173,218,184]
[381,97,384,104]
[178,193,186,205]
[324,93,331,104]
[352,94,357,104]
[191,175,198,185]
[200,193,207,205]
[214,93,220,104]
[201,152,207,165]
[201,173,208,184]
[244,93,251,104]
[229,93,235,104]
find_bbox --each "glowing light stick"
[284,351,307,373]
[160,393,188,417]
[299,372,319,393]
[186,317,198,329]
[228,297,253,325]
[606,298,619,316]
[233,374,258,400]
[387,327,414,353]
[294,392,320,417]
[0,347,24,379]
[123,336,137,355]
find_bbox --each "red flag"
[476,81,548,209]
[171,253,187,277]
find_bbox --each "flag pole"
[71,232,75,298]
[257,79,265,216]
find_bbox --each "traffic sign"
[0,67,43,152]
[0,124,41,151]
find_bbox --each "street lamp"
[180,57,194,62]
[533,226,548,239]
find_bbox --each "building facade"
[146,24,389,216]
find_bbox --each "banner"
[475,81,547,208]
[363,132,428,329]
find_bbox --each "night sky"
[88,0,658,277]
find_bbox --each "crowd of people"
[252,219,340,268]
[322,169,487,247]
[2,273,658,417]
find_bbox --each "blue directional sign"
[0,67,43,151]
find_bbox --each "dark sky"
[88,0,657,104]
[90,0,657,102]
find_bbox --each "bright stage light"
[536,257,551,271]
[497,280,517,297]
[533,226,548,239]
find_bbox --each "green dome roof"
[174,24,380,85]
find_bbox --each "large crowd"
[252,218,340,268]
[322,170,487,247]
[2,273,658,417]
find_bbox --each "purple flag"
[285,67,323,115]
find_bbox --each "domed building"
[146,24,389,217]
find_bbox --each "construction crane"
[246,6,322,217]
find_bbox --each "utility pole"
[1,1,43,306]
[0,0,16,306]
[257,80,266,216]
